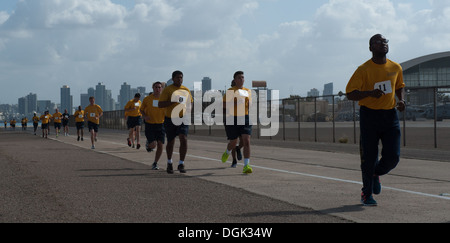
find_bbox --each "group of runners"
[1,34,407,206]
[120,70,254,175]
[30,109,71,138]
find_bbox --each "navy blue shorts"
[224,115,252,140]
[164,117,189,142]
[127,116,142,129]
[88,121,99,133]
[145,122,165,144]
[76,122,85,130]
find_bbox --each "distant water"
[2,122,35,128]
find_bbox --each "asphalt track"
[1,128,450,223]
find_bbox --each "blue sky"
[0,0,447,106]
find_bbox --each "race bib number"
[374,80,393,94]
[90,113,96,118]
[238,89,249,97]
[78,115,83,118]
[153,100,159,107]
[135,102,140,107]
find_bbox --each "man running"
[62,109,70,136]
[124,93,143,149]
[53,109,63,137]
[74,106,85,141]
[141,82,166,170]
[32,113,39,135]
[158,70,193,174]
[84,97,103,149]
[222,71,253,174]
[40,111,51,138]
[346,34,406,206]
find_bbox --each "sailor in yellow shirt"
[40,111,51,138]
[10,119,16,130]
[346,34,406,206]
[141,82,166,170]
[52,109,63,137]
[84,96,103,149]
[158,70,193,174]
[124,93,143,149]
[74,106,85,141]
[221,71,253,174]
[32,113,39,135]
[21,117,28,131]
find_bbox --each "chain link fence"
[98,86,450,150]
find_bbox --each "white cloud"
[1,0,450,105]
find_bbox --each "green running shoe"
[221,151,229,163]
[243,165,253,174]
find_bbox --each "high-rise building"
[87,87,95,98]
[202,77,212,95]
[119,82,131,109]
[80,93,89,109]
[323,83,333,103]
[95,82,106,109]
[18,97,27,115]
[18,93,38,115]
[61,85,73,114]
[307,88,320,97]
[26,93,37,114]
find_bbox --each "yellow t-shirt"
[140,94,165,124]
[346,59,405,110]
[53,112,63,123]
[124,99,142,117]
[74,110,85,123]
[40,114,51,124]
[32,116,39,123]
[84,104,103,124]
[159,85,193,118]
[223,86,252,117]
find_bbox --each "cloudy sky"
[0,0,449,106]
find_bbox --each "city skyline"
[8,78,336,111]
[1,1,448,106]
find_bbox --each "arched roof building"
[401,51,450,105]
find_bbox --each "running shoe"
[361,193,377,206]
[231,159,237,168]
[221,151,229,163]
[178,164,186,173]
[77,136,80,141]
[236,146,242,161]
[127,138,131,147]
[91,145,95,149]
[373,175,381,195]
[167,163,174,174]
[243,165,253,174]
[136,144,141,150]
[152,162,159,170]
